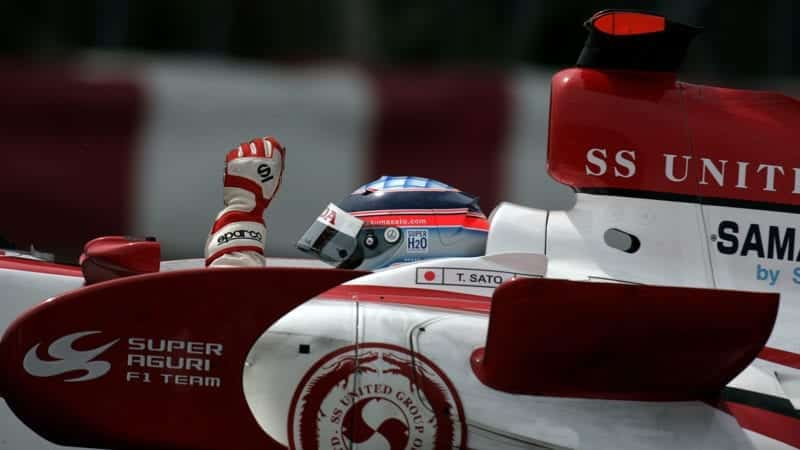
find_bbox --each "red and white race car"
[1,10,798,450]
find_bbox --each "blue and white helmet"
[297,176,489,270]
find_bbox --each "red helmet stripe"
[359,213,489,230]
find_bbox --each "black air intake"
[577,10,701,72]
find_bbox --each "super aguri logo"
[288,343,466,450]
[24,331,118,382]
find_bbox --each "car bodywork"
[1,10,799,450]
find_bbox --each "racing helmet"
[297,176,489,270]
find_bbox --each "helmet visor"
[297,203,364,266]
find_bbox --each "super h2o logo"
[406,229,429,254]
[288,343,466,450]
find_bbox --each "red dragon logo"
[320,207,337,225]
[288,343,466,450]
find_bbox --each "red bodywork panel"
[472,278,778,400]
[0,256,82,277]
[548,68,689,193]
[0,267,366,450]
[548,68,800,206]
[685,85,800,205]
[320,284,492,313]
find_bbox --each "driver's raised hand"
[205,136,286,267]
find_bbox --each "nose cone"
[0,266,364,450]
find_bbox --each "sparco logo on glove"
[216,229,264,245]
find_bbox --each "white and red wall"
[0,57,575,259]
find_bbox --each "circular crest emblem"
[288,343,466,450]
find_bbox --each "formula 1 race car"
[1,10,798,450]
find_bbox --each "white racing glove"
[205,136,285,267]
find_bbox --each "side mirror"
[79,236,160,284]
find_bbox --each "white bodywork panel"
[0,267,84,450]
[744,431,799,450]
[546,194,714,287]
[0,268,83,332]
[243,300,357,446]
[486,202,548,256]
[243,300,757,450]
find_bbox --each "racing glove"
[205,136,286,267]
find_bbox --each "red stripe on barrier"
[0,64,144,260]
[369,72,511,211]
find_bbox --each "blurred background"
[0,0,797,261]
